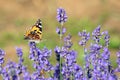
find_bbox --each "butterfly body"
[24,19,42,42]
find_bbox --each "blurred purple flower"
[23,72,31,80]
[116,51,120,66]
[64,34,73,48]
[56,27,66,35]
[1,68,10,80]
[87,68,92,79]
[56,27,60,35]
[92,25,102,43]
[78,30,90,46]
[22,66,31,80]
[37,47,53,72]
[53,63,60,79]
[65,50,77,66]
[102,31,110,47]
[16,47,23,58]
[115,51,120,72]
[108,74,118,80]
[16,47,24,64]
[73,64,84,79]
[57,8,67,24]
[29,42,37,61]
[0,49,5,65]
[54,46,61,62]
[31,71,41,80]
[62,27,66,34]
[60,50,77,79]
[29,42,53,79]
[101,47,110,60]
[6,61,18,80]
[90,44,102,54]
[16,63,23,75]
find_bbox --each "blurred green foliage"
[0,18,119,64]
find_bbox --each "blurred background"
[0,0,120,70]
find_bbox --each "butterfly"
[24,19,42,42]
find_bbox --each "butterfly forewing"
[24,19,42,41]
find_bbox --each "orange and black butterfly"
[24,19,42,42]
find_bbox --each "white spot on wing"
[39,25,42,28]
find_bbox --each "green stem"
[59,22,63,80]
[83,47,87,79]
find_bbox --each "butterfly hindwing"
[24,19,42,41]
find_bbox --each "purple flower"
[64,34,73,48]
[1,68,10,80]
[60,50,77,79]
[56,27,60,35]
[0,49,5,65]
[102,31,110,47]
[54,46,70,62]
[22,66,31,80]
[101,47,110,60]
[90,44,102,54]
[92,25,102,43]
[87,68,92,79]
[16,63,23,75]
[16,47,23,58]
[6,61,18,80]
[57,8,67,24]
[37,47,53,72]
[61,63,72,79]
[65,50,77,66]
[56,27,66,35]
[84,52,90,68]
[108,74,117,80]
[42,47,52,58]
[73,64,84,79]
[53,63,60,79]
[31,71,41,79]
[116,51,120,67]
[62,27,66,34]
[29,42,37,61]
[78,30,90,46]
[29,43,53,78]
[23,72,31,80]
[115,51,120,72]
[16,47,24,64]
[54,46,61,62]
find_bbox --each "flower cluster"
[57,8,67,25]
[0,8,120,80]
[78,30,90,47]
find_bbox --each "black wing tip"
[35,19,42,26]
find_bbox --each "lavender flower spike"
[0,49,5,65]
[115,50,120,73]
[64,34,73,48]
[92,25,101,43]
[16,47,23,58]
[102,31,110,47]
[78,30,90,47]
[57,8,67,25]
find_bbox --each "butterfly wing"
[24,19,42,41]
